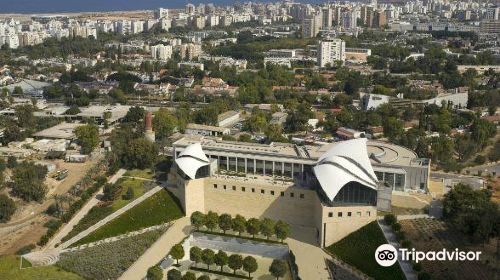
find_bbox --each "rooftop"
[33,122,84,139]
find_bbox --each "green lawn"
[123,169,155,180]
[61,178,147,242]
[0,255,82,280]
[327,221,406,280]
[74,189,183,246]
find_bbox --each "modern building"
[185,123,230,137]
[168,137,397,247]
[151,44,173,60]
[318,38,346,67]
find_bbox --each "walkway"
[60,185,163,249]
[286,225,332,280]
[44,169,127,250]
[119,217,191,280]
[377,219,417,280]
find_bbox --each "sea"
[0,0,318,14]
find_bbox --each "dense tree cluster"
[11,161,48,202]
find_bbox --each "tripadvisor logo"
[375,244,398,267]
[375,244,482,267]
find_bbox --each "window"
[357,212,361,217]
[338,212,343,217]
[290,193,294,198]
[242,187,246,192]
[347,212,352,217]
[251,188,255,193]
[328,212,333,217]
[232,186,236,191]
[261,189,265,194]
[300,194,304,199]
[366,211,371,217]
[223,185,227,190]
[280,192,284,196]
[213,184,217,189]
[270,191,275,195]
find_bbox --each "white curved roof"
[314,138,378,202]
[175,143,209,179]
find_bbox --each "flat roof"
[173,135,425,168]
[77,105,130,123]
[33,122,84,140]
[186,123,229,133]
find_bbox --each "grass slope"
[74,189,183,245]
[61,178,147,242]
[0,255,82,280]
[58,229,164,280]
[123,169,154,180]
[327,221,406,280]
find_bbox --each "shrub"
[16,244,36,255]
[384,214,397,225]
[418,271,431,280]
[0,194,16,223]
[58,229,164,280]
[401,240,412,248]
[392,223,402,232]
[122,186,134,200]
[413,262,422,272]
[147,266,163,280]
[183,271,196,280]
[396,231,406,241]
[167,269,182,280]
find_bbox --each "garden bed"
[190,266,252,280]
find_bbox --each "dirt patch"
[0,215,48,255]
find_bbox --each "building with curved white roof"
[168,136,419,247]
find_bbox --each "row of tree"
[169,244,288,279]
[190,211,290,242]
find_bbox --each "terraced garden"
[0,255,82,280]
[327,221,406,280]
[61,177,149,242]
[400,218,498,280]
[73,189,183,246]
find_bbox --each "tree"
[7,156,17,168]
[201,249,215,270]
[228,254,243,274]
[197,276,210,280]
[269,259,287,280]
[13,86,23,96]
[232,214,246,235]
[205,211,218,232]
[214,250,228,272]
[274,221,290,242]
[242,256,258,277]
[167,269,182,280]
[122,186,134,200]
[75,124,99,154]
[102,183,122,201]
[153,108,178,141]
[147,266,163,280]
[11,162,48,202]
[124,106,146,124]
[170,244,185,265]
[0,194,16,223]
[218,213,232,234]
[123,138,158,169]
[246,218,261,238]
[191,211,205,230]
[190,246,202,267]
[260,218,276,240]
[15,104,35,129]
[182,272,196,280]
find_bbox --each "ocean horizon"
[0,0,320,14]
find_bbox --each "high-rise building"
[302,12,322,38]
[180,43,202,61]
[373,10,387,28]
[186,3,196,14]
[191,15,206,29]
[154,8,169,20]
[322,7,333,29]
[318,38,346,67]
[342,10,357,30]
[151,44,173,60]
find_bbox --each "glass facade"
[332,182,377,206]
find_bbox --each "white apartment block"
[151,44,173,61]
[318,38,346,67]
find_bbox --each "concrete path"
[60,185,163,249]
[119,217,191,280]
[397,214,431,220]
[45,168,126,250]
[377,219,417,280]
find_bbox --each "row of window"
[213,184,305,199]
[327,211,371,218]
